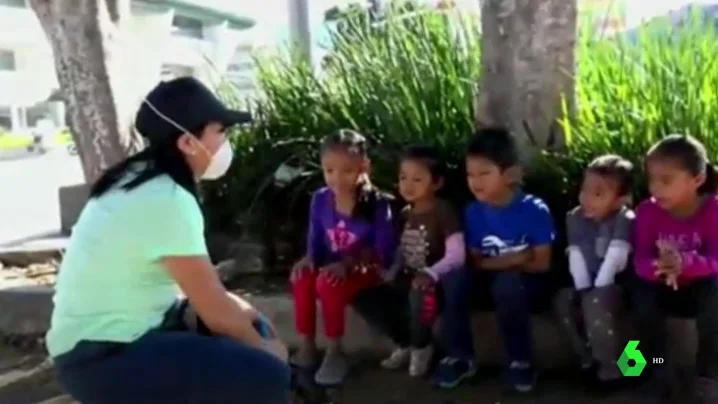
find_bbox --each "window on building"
[161,64,194,81]
[171,15,204,39]
[0,50,16,71]
[0,0,26,8]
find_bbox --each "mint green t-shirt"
[46,174,208,357]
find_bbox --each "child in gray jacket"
[555,155,634,384]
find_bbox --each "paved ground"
[312,359,649,404]
[0,150,82,246]
[0,354,650,404]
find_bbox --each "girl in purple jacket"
[290,129,397,385]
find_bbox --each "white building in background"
[0,0,257,134]
[225,43,265,107]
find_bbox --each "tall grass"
[204,4,482,231]
[557,7,718,196]
[205,3,718,233]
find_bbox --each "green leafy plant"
[204,3,480,234]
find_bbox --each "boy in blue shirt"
[431,127,555,393]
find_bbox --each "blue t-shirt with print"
[465,192,555,258]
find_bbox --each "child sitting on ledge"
[555,154,634,386]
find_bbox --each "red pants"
[292,267,380,339]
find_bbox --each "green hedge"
[204,5,718,245]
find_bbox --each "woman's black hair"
[320,129,383,221]
[89,123,205,201]
[646,134,718,195]
[89,77,251,201]
[400,144,446,182]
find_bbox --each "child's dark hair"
[321,129,385,221]
[466,127,519,170]
[586,154,634,196]
[401,144,446,181]
[321,128,368,157]
[647,134,718,195]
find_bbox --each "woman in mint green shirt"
[47,77,290,403]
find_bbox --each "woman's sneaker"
[409,346,434,377]
[508,361,537,393]
[431,357,477,389]
[380,347,410,370]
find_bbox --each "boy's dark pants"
[442,268,546,364]
[352,272,443,349]
[554,285,623,372]
[632,276,718,379]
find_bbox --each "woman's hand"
[163,256,265,348]
[254,313,289,362]
[264,338,289,362]
[290,256,312,283]
[227,292,259,318]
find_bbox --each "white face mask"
[142,98,234,180]
[199,138,233,180]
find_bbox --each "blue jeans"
[442,269,545,364]
[54,330,291,404]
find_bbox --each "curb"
[0,356,57,403]
[0,237,68,268]
[0,286,53,337]
[0,357,53,391]
[38,396,77,404]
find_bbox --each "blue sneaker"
[507,361,537,393]
[431,357,477,389]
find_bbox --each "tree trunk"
[29,0,144,185]
[476,0,577,160]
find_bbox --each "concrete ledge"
[0,286,54,336]
[0,288,696,368]
[247,293,698,368]
[38,396,77,404]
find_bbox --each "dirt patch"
[0,260,58,290]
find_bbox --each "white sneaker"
[409,345,434,377]
[380,347,410,370]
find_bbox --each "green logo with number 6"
[617,340,647,376]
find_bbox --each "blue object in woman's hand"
[253,315,273,339]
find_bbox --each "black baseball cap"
[135,76,252,143]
